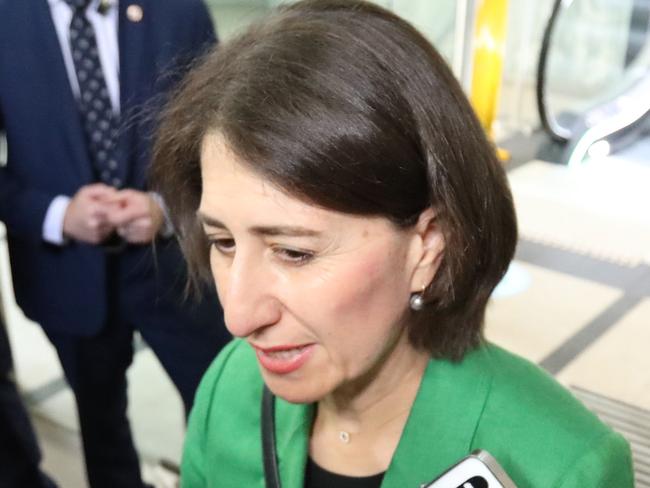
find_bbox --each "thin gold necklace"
[336,406,412,444]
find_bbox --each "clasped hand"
[62,183,165,245]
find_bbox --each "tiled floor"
[557,299,650,411]
[2,144,650,486]
[508,158,650,266]
[486,261,623,363]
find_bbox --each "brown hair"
[151,0,517,360]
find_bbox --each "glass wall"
[206,0,269,40]
[204,0,649,140]
[498,0,641,137]
[539,0,645,135]
[205,0,458,62]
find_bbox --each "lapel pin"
[97,0,112,15]
[126,4,143,22]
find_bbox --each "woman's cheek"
[319,253,394,319]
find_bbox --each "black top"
[304,457,385,488]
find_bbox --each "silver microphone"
[421,450,517,488]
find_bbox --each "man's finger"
[103,189,144,206]
[107,205,149,226]
[101,192,130,206]
[97,221,114,234]
[84,183,118,200]
[88,203,113,223]
[130,217,152,229]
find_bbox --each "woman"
[151,1,634,486]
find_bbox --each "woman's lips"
[253,343,315,375]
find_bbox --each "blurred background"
[1,0,649,486]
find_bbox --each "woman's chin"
[263,376,327,405]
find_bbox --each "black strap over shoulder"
[262,385,282,488]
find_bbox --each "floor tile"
[557,299,650,411]
[508,159,650,266]
[485,261,622,363]
[35,413,86,488]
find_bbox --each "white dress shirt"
[43,0,119,244]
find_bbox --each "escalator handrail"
[536,0,572,143]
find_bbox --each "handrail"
[536,0,571,143]
[536,0,650,149]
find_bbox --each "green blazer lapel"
[276,398,314,488]
[382,346,494,487]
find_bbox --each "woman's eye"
[273,247,314,265]
[210,238,236,254]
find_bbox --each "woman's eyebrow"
[249,225,322,238]
[197,212,226,229]
[197,212,322,238]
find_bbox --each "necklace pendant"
[339,431,350,443]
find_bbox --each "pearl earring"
[409,287,426,311]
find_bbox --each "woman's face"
[198,134,439,404]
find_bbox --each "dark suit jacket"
[0,0,216,335]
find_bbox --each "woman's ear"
[409,207,445,292]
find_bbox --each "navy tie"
[65,0,122,187]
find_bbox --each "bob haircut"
[151,0,517,360]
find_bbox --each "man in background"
[0,1,229,486]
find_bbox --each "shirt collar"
[48,0,118,14]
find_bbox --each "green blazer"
[182,340,633,487]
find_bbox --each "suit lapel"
[116,0,148,184]
[118,0,145,110]
[35,0,93,182]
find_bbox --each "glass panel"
[204,0,458,63]
[497,0,556,137]
[388,0,458,63]
[544,0,638,122]
[205,0,270,40]
[496,0,650,140]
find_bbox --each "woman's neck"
[310,333,430,476]
[319,340,428,428]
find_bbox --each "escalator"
[536,0,650,166]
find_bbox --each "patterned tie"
[65,0,122,187]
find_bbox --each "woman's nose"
[220,253,281,338]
